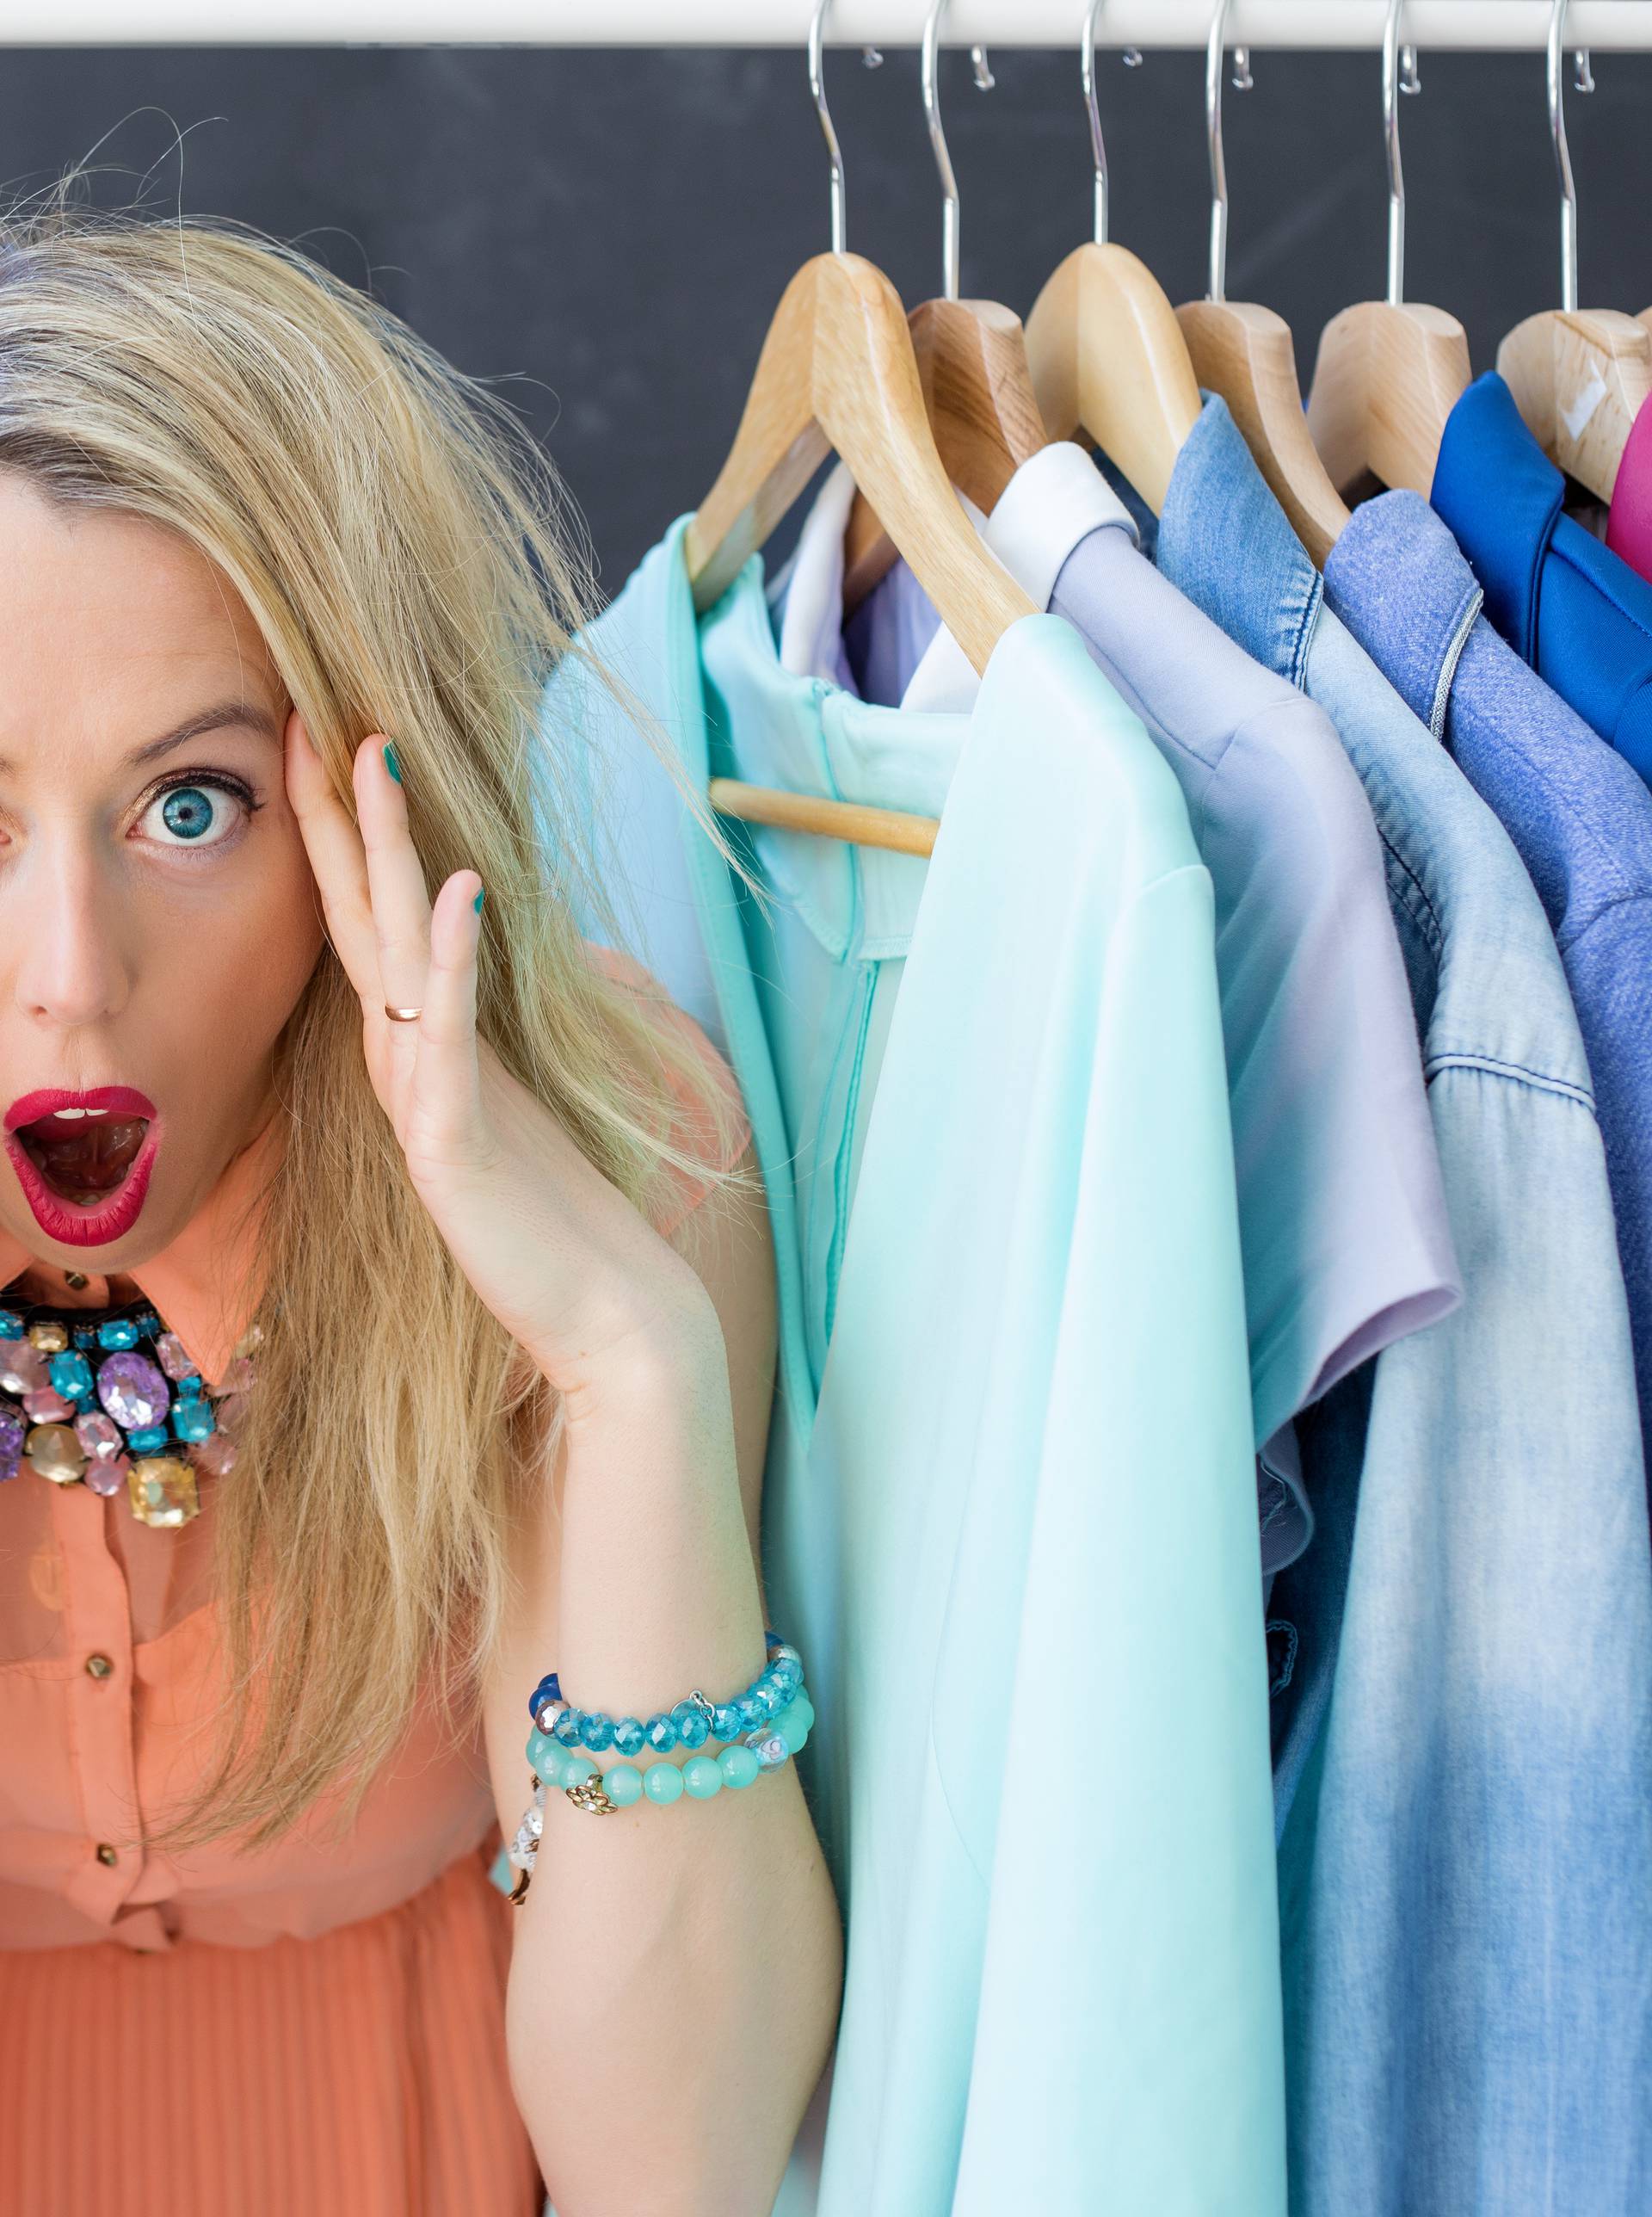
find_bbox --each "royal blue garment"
[1328,488,1652,1481]
[1158,394,1652,2217]
[1431,370,1652,785]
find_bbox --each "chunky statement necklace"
[0,1293,256,1527]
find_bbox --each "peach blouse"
[0,945,751,2214]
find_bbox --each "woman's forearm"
[496,1310,842,2215]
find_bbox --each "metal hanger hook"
[1082,1,1110,247]
[1383,0,1413,306]
[922,0,964,302]
[1205,0,1240,304]
[808,0,847,256]
[1548,0,1579,312]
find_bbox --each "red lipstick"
[3,1087,161,1249]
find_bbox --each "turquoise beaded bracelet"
[502,1674,815,1904]
[529,1629,804,1757]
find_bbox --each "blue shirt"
[1432,371,1652,786]
[1327,487,1652,1483]
[1157,397,1652,2217]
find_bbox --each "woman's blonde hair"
[0,183,755,1847]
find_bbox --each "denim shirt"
[1433,371,1652,786]
[1159,398,1652,2217]
[1328,489,1652,1490]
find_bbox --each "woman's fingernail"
[382,742,403,786]
[473,886,485,914]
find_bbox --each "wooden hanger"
[841,297,1046,612]
[1177,9,1351,566]
[1495,3,1648,502]
[1304,9,1470,503]
[841,16,1046,611]
[1023,10,1200,513]
[687,14,1035,858]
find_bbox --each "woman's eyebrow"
[0,701,282,778]
[125,699,283,768]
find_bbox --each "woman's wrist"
[549,1281,730,1440]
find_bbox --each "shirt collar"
[0,1110,276,1387]
[1322,491,1484,740]
[1156,393,1322,689]
[1428,370,1563,666]
[776,441,1131,716]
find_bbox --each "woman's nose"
[9,843,132,1029]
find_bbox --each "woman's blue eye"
[139,780,246,849]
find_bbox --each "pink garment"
[0,940,751,2213]
[1607,391,1652,581]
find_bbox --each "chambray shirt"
[1432,371,1652,785]
[1157,397,1652,2217]
[1328,490,1652,1484]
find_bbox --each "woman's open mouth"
[16,1111,149,1203]
[2,1087,160,1248]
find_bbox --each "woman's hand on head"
[283,713,722,1405]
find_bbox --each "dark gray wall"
[9,43,1650,590]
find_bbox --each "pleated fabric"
[0,1843,542,2215]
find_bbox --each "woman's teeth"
[17,1113,150,1204]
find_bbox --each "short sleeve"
[583,940,753,1238]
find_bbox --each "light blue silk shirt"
[544,517,1285,2216]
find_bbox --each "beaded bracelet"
[500,1651,815,1905]
[528,1627,804,1757]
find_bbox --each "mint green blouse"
[546,522,1285,2217]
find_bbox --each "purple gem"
[75,1411,123,1461]
[0,1408,22,1483]
[96,1351,170,1431]
[156,1332,200,1382]
[83,1451,129,1498]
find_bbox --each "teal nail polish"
[382,742,403,785]
[473,887,485,914]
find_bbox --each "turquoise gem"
[644,1714,678,1754]
[179,1375,204,1400]
[579,1711,614,1751]
[735,1692,769,1732]
[642,1762,684,1805]
[552,1709,583,1748]
[670,1701,710,1749]
[711,1701,743,1741]
[718,1745,760,1789]
[172,1402,216,1442]
[561,1756,597,1791]
[768,1655,803,1695]
[0,1311,21,1337]
[681,1756,723,1800]
[613,1716,645,1756]
[49,1352,93,1399]
[775,1702,810,1756]
[527,1733,560,1783]
[125,1425,167,1453]
[96,1319,139,1350]
[770,1642,803,1670]
[603,1763,644,1807]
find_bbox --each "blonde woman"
[0,196,841,2214]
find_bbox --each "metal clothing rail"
[18,1,1652,51]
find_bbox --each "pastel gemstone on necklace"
[155,1331,198,1381]
[126,1454,199,1528]
[83,1450,131,1499]
[96,1351,170,1431]
[75,1411,122,1461]
[0,1339,47,1397]
[25,1423,85,1485]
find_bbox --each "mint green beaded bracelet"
[502,1685,814,1901]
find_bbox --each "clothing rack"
[19,2,1652,49]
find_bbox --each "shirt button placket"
[52,1485,148,1934]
